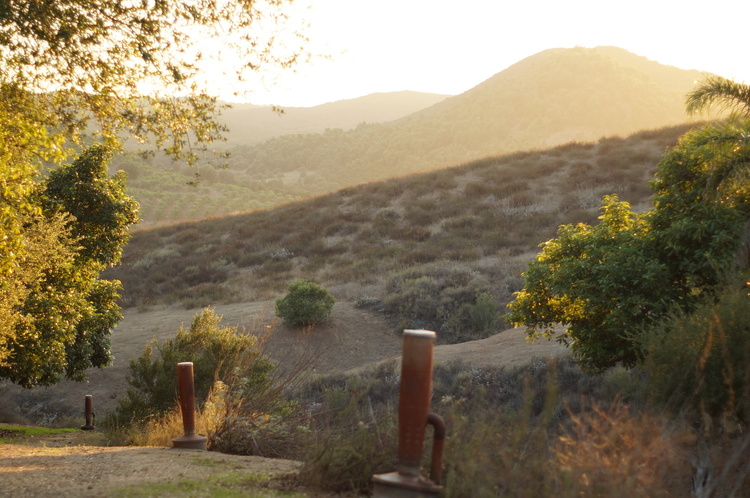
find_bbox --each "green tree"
[0,146,138,387]
[0,0,307,286]
[506,196,669,371]
[507,118,750,371]
[0,1,309,385]
[0,0,307,163]
[684,75,750,208]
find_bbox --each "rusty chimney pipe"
[372,329,444,496]
[171,361,208,450]
[80,394,95,431]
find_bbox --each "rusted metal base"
[372,472,442,498]
[171,433,208,450]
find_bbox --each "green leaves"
[275,279,335,327]
[112,307,275,424]
[42,144,139,267]
[508,80,750,371]
[0,146,138,387]
[507,196,665,371]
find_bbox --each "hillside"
[119,46,714,227]
[218,91,450,146]
[227,46,707,187]
[105,122,696,332]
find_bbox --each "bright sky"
[231,0,750,107]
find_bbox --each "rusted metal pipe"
[372,329,444,497]
[171,361,208,450]
[426,412,445,485]
[80,394,95,431]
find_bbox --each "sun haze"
[223,0,750,107]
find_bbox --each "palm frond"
[686,75,750,118]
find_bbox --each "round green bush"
[275,279,335,326]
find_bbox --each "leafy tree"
[0,146,138,387]
[0,0,307,287]
[507,106,750,371]
[0,0,307,163]
[506,196,669,371]
[0,1,308,385]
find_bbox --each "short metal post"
[372,329,444,497]
[171,362,208,450]
[80,395,95,431]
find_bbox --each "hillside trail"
[0,300,567,496]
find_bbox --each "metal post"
[373,330,444,497]
[171,361,208,450]
[80,395,95,431]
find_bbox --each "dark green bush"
[275,279,335,326]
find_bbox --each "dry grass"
[105,124,694,321]
[553,403,690,497]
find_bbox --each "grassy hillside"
[113,92,449,227]
[117,46,714,227]
[106,122,695,338]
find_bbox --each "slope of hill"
[218,90,450,146]
[119,46,713,227]
[105,123,695,328]
[227,46,707,188]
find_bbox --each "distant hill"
[218,91,450,146]
[120,46,717,226]
[227,46,709,188]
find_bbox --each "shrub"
[295,357,687,496]
[107,307,275,425]
[552,403,688,497]
[104,308,309,457]
[296,361,400,493]
[642,283,750,430]
[275,279,335,326]
[383,262,493,343]
[466,292,500,335]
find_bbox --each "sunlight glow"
[218,0,750,107]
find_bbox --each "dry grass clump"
[294,356,699,496]
[553,404,690,497]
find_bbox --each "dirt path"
[12,301,566,416]
[0,430,304,497]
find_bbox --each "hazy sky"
[231,0,750,107]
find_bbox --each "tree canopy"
[0,0,306,162]
[0,145,138,387]
[507,78,750,372]
[0,0,307,385]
